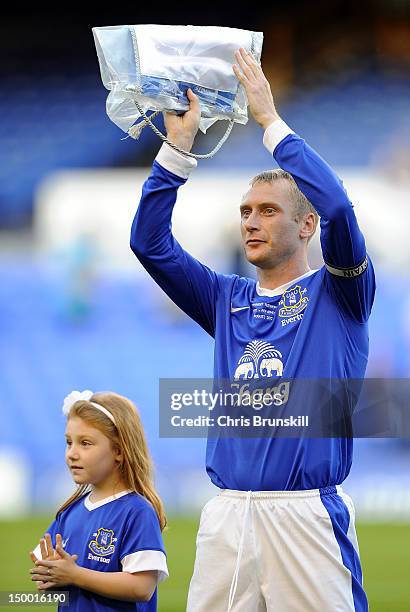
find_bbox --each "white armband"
[325,256,368,278]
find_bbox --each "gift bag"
[92,24,263,157]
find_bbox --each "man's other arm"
[233,48,375,323]
[131,143,219,338]
[265,122,375,323]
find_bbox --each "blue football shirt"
[35,491,168,611]
[131,120,376,491]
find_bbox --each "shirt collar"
[256,269,317,297]
[84,489,132,511]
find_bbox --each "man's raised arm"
[130,90,220,337]
[234,48,375,323]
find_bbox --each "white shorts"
[186,486,367,612]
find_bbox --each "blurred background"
[0,1,409,610]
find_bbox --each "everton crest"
[278,285,309,318]
[88,528,116,557]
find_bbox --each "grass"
[1,517,409,611]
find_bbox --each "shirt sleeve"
[130,144,222,337]
[264,120,376,323]
[119,503,168,583]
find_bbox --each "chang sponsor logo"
[234,340,284,379]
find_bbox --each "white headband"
[62,390,116,425]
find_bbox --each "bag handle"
[128,97,234,160]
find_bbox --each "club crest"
[88,528,116,557]
[278,285,309,318]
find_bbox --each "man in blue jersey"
[131,48,375,611]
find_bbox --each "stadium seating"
[0,258,408,511]
[0,71,409,226]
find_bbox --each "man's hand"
[163,88,201,153]
[233,48,280,130]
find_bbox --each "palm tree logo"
[238,340,283,378]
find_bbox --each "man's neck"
[257,260,311,291]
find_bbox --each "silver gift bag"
[92,24,263,157]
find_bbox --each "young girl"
[29,390,168,611]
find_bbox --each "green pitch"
[1,516,409,611]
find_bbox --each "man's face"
[240,180,302,269]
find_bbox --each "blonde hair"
[250,169,318,242]
[57,392,166,531]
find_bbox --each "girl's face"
[65,416,121,488]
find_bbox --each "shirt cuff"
[121,550,169,583]
[155,143,197,180]
[263,119,295,155]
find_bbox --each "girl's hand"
[29,533,64,589]
[30,541,79,590]
[31,533,63,562]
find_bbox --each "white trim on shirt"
[121,549,169,583]
[256,269,318,297]
[84,490,132,511]
[154,120,292,180]
[263,119,295,155]
[155,143,197,179]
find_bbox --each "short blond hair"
[250,169,318,240]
